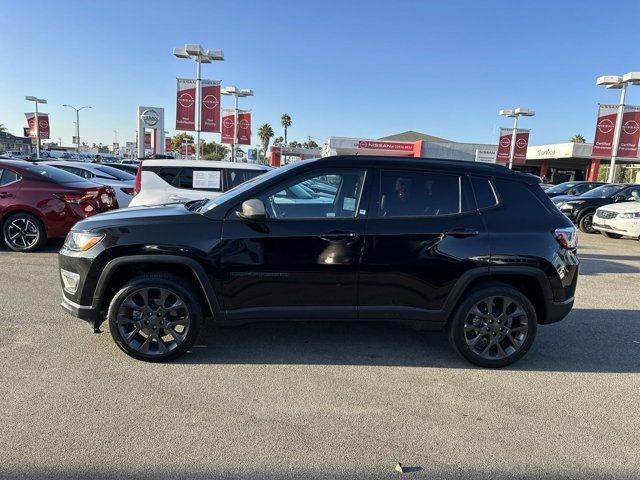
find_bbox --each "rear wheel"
[108,273,203,362]
[601,231,623,239]
[2,212,46,252]
[447,285,537,368]
[578,211,596,233]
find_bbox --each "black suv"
[59,156,579,368]
[552,183,640,233]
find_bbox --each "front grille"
[596,210,618,219]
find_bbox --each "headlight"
[619,212,640,219]
[63,231,105,251]
[555,202,565,209]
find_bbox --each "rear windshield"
[23,164,92,184]
[545,182,575,194]
[93,164,135,181]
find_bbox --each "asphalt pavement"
[0,233,639,479]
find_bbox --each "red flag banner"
[618,106,640,158]
[496,128,512,164]
[221,109,235,144]
[592,104,618,157]
[144,132,151,149]
[165,138,172,153]
[513,129,530,165]
[237,111,251,145]
[201,80,221,133]
[25,113,50,139]
[176,78,196,131]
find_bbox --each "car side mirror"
[236,198,266,220]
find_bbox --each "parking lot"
[0,233,638,480]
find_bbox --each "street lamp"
[221,86,253,162]
[173,44,224,160]
[25,95,47,159]
[596,72,640,182]
[498,107,535,170]
[62,104,92,161]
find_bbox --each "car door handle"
[444,228,479,238]
[0,192,13,198]
[320,231,358,240]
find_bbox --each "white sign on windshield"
[192,170,221,189]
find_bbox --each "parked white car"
[593,199,640,239]
[129,160,271,207]
[41,160,135,207]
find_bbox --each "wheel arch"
[93,255,222,321]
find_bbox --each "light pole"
[596,72,640,183]
[173,44,224,160]
[63,104,92,161]
[498,107,535,169]
[221,86,253,162]
[25,96,47,159]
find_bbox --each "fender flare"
[92,254,223,320]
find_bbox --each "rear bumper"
[544,296,574,325]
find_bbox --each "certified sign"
[140,109,159,127]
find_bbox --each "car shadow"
[176,308,640,373]
[578,251,640,275]
[0,238,64,253]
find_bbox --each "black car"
[552,183,640,233]
[544,181,604,198]
[59,155,579,368]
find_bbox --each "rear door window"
[226,168,267,190]
[0,168,20,185]
[470,177,499,209]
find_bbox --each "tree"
[0,124,7,133]
[170,132,195,152]
[280,113,292,146]
[258,123,274,155]
[288,140,302,148]
[303,140,319,149]
[273,136,284,146]
[570,134,586,143]
[201,140,228,161]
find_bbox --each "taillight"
[55,190,99,204]
[554,227,578,249]
[120,187,134,196]
[133,162,142,195]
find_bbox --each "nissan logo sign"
[239,118,249,129]
[223,117,234,129]
[623,120,639,135]
[178,93,194,109]
[598,118,615,134]
[202,94,218,110]
[500,137,510,148]
[140,109,160,127]
[516,138,527,148]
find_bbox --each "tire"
[107,273,203,362]
[2,212,46,252]
[601,231,623,239]
[578,211,596,234]
[447,284,538,368]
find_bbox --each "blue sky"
[1,0,640,148]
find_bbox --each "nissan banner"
[176,78,196,131]
[496,128,512,164]
[237,111,251,145]
[25,113,50,139]
[513,129,530,164]
[221,109,235,144]
[201,80,221,133]
[618,106,640,158]
[592,104,618,157]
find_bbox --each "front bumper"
[61,294,102,329]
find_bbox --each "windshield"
[23,164,92,184]
[199,162,303,213]
[579,184,625,198]
[545,182,576,194]
[93,165,135,181]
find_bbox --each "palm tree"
[258,123,274,156]
[273,136,284,146]
[570,134,586,143]
[0,124,7,133]
[280,113,292,145]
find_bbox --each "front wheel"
[601,231,623,239]
[447,285,537,368]
[578,212,596,234]
[108,273,203,362]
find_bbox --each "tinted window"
[94,165,134,181]
[23,164,90,184]
[620,185,640,200]
[0,169,19,185]
[256,169,365,219]
[227,168,266,189]
[545,182,575,194]
[580,184,625,198]
[471,177,498,209]
[154,167,180,185]
[379,170,463,217]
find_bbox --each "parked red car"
[0,159,119,252]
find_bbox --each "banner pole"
[195,59,202,160]
[608,84,627,183]
[35,105,41,160]
[508,116,518,170]
[232,95,239,162]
